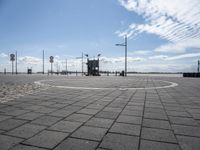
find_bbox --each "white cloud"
[166,52,200,60]
[117,0,200,53]
[18,56,42,65]
[149,55,168,60]
[0,53,8,58]
[132,50,151,55]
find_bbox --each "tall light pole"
[66,59,68,75]
[116,35,128,77]
[198,60,200,73]
[43,50,44,74]
[97,54,101,75]
[15,51,17,74]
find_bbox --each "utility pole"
[198,60,200,73]
[15,51,17,74]
[125,35,127,77]
[116,35,128,77]
[43,50,44,74]
[66,59,68,75]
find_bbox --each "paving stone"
[166,110,191,117]
[176,135,200,150]
[0,134,23,150]
[141,127,177,143]
[5,109,30,116]
[23,130,68,149]
[16,112,44,120]
[31,115,62,126]
[110,122,140,136]
[0,118,27,131]
[54,138,98,150]
[144,112,168,120]
[95,111,119,119]
[172,125,200,137]
[71,126,107,141]
[169,116,199,126]
[116,115,142,125]
[49,120,82,133]
[77,108,99,115]
[121,109,143,116]
[65,113,92,123]
[34,107,57,114]
[85,117,114,128]
[50,109,74,117]
[10,144,46,150]
[0,114,12,122]
[140,139,180,150]
[143,118,171,129]
[100,133,139,150]
[6,123,46,138]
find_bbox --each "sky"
[0,0,200,73]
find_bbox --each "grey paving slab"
[71,126,107,141]
[172,124,200,137]
[77,108,100,115]
[141,127,177,143]
[116,115,142,125]
[169,116,199,126]
[65,113,92,123]
[0,134,23,150]
[144,112,168,120]
[176,135,200,150]
[99,133,139,150]
[0,115,12,122]
[10,144,46,150]
[110,122,141,136]
[54,138,98,150]
[6,123,46,138]
[95,111,119,119]
[49,120,82,133]
[140,139,180,150]
[143,118,171,130]
[23,130,69,149]
[31,115,62,126]
[16,112,44,120]
[85,117,114,128]
[0,118,27,131]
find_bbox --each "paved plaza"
[0,75,200,150]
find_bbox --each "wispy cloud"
[0,53,8,58]
[149,52,200,60]
[117,0,200,53]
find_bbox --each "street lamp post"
[97,54,101,75]
[115,35,128,77]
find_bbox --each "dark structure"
[86,59,100,76]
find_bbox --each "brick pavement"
[0,76,200,150]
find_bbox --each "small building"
[86,59,100,76]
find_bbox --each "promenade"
[0,75,200,150]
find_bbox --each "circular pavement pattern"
[34,77,178,90]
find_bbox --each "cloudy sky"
[0,0,200,73]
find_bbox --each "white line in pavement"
[34,79,178,90]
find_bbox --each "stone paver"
[54,138,98,150]
[85,117,114,128]
[140,139,180,150]
[99,133,139,150]
[49,120,82,133]
[6,123,46,138]
[0,134,23,150]
[71,126,107,141]
[141,127,177,143]
[1,75,200,150]
[23,130,68,149]
[110,122,141,136]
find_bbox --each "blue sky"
[0,0,200,72]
